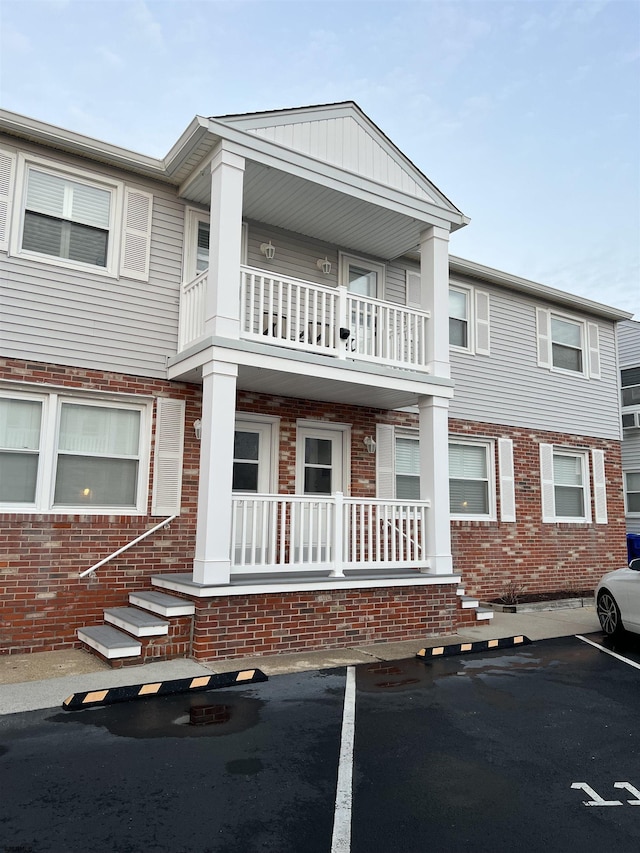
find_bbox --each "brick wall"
[0,362,627,656]
[448,418,627,601]
[191,585,457,661]
[0,358,202,654]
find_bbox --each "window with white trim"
[5,151,153,280]
[449,284,490,355]
[625,472,640,515]
[539,444,595,523]
[449,439,495,519]
[536,309,600,379]
[339,253,385,298]
[0,390,153,513]
[622,368,640,409]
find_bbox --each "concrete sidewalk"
[0,605,602,716]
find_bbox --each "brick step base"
[456,587,494,628]
[77,591,194,668]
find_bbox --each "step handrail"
[79,515,178,578]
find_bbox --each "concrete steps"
[77,589,195,668]
[456,586,494,626]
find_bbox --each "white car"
[596,558,640,636]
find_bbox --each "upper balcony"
[178,264,430,372]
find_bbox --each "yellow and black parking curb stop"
[62,668,268,711]
[416,635,531,661]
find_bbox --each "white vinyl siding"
[0,389,156,514]
[449,287,620,440]
[1,139,182,377]
[540,443,592,523]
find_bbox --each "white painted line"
[571,782,622,806]
[614,782,640,804]
[576,635,640,671]
[331,666,356,853]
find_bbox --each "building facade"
[0,103,631,662]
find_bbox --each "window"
[540,444,592,523]
[6,151,153,280]
[395,436,420,499]
[449,440,495,519]
[449,284,490,355]
[339,253,385,298]
[622,368,640,408]
[0,391,151,513]
[536,309,600,379]
[626,472,640,515]
[22,168,111,267]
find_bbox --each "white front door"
[294,425,349,564]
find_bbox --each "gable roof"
[214,101,462,217]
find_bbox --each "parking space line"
[576,635,640,671]
[331,666,356,853]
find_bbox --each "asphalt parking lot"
[2,631,640,853]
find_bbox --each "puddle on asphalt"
[47,691,265,739]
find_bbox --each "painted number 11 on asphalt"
[571,782,640,806]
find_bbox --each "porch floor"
[151,570,461,598]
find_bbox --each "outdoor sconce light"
[316,257,332,275]
[260,241,276,260]
[363,436,377,454]
[339,327,351,340]
[193,419,202,440]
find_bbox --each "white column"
[419,225,451,378]
[193,360,238,585]
[418,395,453,575]
[205,144,245,339]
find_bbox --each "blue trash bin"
[627,533,640,563]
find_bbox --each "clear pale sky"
[2,0,639,317]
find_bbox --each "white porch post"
[418,395,453,575]
[419,225,451,378]
[193,360,238,585]
[205,143,245,339]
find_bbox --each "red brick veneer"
[190,585,457,661]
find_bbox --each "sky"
[1,0,639,318]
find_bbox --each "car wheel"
[597,590,623,636]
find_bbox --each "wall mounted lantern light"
[363,436,377,454]
[316,257,332,275]
[260,241,276,260]
[193,419,202,440]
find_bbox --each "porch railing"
[231,493,430,576]
[178,265,430,371]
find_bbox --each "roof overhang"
[449,256,634,322]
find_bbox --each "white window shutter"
[539,443,556,523]
[120,187,153,281]
[587,323,601,379]
[592,449,608,523]
[498,438,516,522]
[536,308,551,368]
[151,397,185,516]
[376,424,396,498]
[475,290,491,355]
[0,149,16,252]
[406,271,421,309]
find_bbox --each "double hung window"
[448,284,490,355]
[22,168,111,268]
[449,440,494,519]
[536,309,600,379]
[625,472,640,515]
[0,391,150,513]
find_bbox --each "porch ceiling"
[182,160,441,261]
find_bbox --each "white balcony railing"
[231,492,430,576]
[178,265,431,371]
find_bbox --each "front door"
[295,425,348,564]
